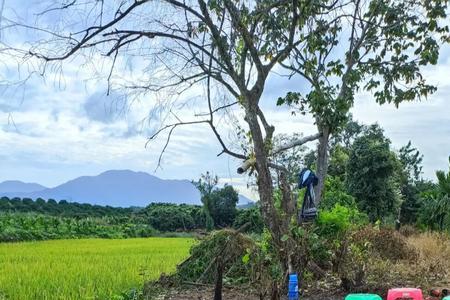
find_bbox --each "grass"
[0,237,193,300]
[359,231,450,291]
[405,232,450,287]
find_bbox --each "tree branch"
[272,132,321,155]
[29,0,150,61]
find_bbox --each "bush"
[351,227,417,261]
[320,176,357,210]
[176,229,256,284]
[316,204,368,238]
[233,206,264,233]
[171,229,283,298]
[0,213,157,242]
[341,231,450,293]
[145,203,205,232]
[399,224,418,237]
[337,226,419,292]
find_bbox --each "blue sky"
[0,1,449,200]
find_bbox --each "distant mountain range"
[0,170,254,207]
[0,181,47,194]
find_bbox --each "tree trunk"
[243,102,291,298]
[279,171,296,274]
[315,126,330,204]
[244,105,282,242]
[214,258,223,300]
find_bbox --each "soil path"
[159,286,344,300]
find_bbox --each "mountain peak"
[0,181,47,194]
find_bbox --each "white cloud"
[0,1,449,191]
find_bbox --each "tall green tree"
[193,172,218,231]
[276,0,450,203]
[346,125,400,222]
[420,158,450,231]
[398,141,424,223]
[399,141,424,182]
[208,185,239,228]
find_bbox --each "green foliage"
[144,203,205,232]
[193,171,218,230]
[233,206,264,233]
[173,228,284,297]
[436,157,450,195]
[0,195,247,239]
[193,172,240,230]
[397,141,425,224]
[399,183,422,224]
[327,145,350,179]
[317,204,368,238]
[0,213,157,242]
[320,176,356,210]
[276,0,449,140]
[296,203,369,272]
[176,230,256,284]
[418,158,450,231]
[399,141,424,182]
[208,185,239,228]
[346,124,401,222]
[0,196,137,218]
[331,117,365,149]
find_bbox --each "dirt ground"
[160,286,260,299]
[155,286,345,300]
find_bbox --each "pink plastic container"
[387,288,423,300]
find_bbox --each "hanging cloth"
[297,168,319,223]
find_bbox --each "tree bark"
[279,171,296,274]
[243,101,292,298]
[315,126,330,204]
[244,105,281,241]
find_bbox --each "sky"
[0,1,449,200]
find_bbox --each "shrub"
[233,206,264,233]
[337,226,421,292]
[320,176,357,210]
[351,227,417,261]
[359,232,450,292]
[316,204,368,238]
[176,229,256,284]
[399,224,418,237]
[145,203,205,232]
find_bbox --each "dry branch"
[272,132,322,155]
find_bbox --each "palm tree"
[423,157,450,230]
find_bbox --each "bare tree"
[2,0,318,275]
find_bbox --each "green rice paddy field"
[0,238,193,300]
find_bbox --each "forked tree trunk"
[243,102,293,299]
[244,104,282,242]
